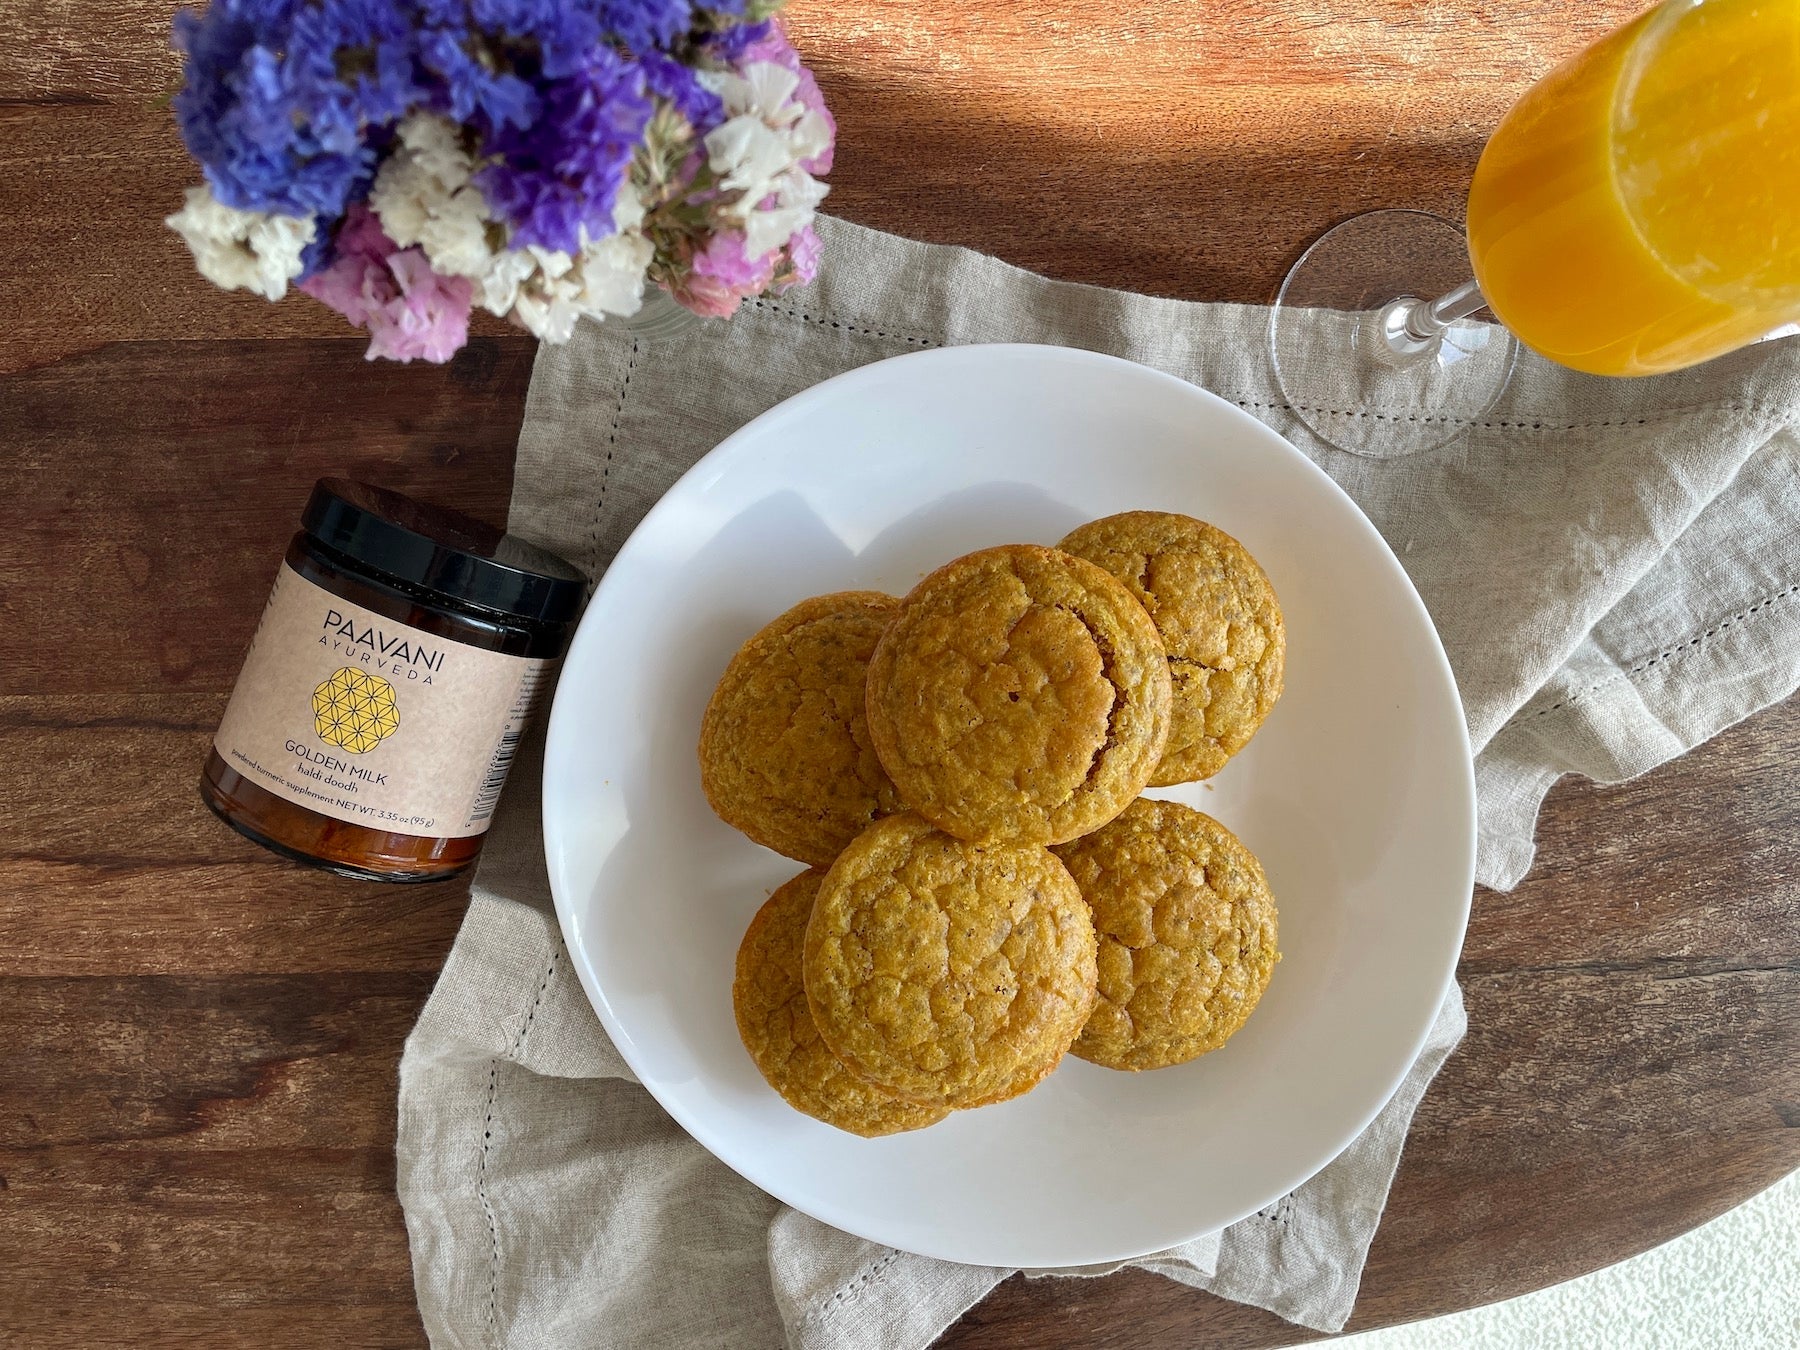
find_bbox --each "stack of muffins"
[701,511,1286,1136]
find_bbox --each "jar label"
[214,564,552,837]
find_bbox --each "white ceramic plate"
[543,344,1474,1268]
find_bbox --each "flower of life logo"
[312,666,400,753]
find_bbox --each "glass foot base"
[1268,210,1518,459]
[622,286,705,342]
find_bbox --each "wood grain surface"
[2,2,1796,1347]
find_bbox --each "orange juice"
[1467,0,1800,376]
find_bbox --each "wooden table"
[3,2,1796,1345]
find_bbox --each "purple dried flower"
[415,25,540,130]
[781,223,821,287]
[172,0,418,217]
[476,45,653,253]
[171,0,823,357]
[298,219,338,279]
[593,0,695,54]
[474,0,606,74]
[640,49,725,133]
[706,17,772,63]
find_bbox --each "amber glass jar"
[201,478,585,882]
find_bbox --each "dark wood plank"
[2,973,430,1150]
[0,338,533,698]
[1469,710,1800,973]
[0,854,469,978]
[0,696,472,976]
[0,0,1630,108]
[0,974,431,1349]
[791,0,1640,303]
[0,0,182,100]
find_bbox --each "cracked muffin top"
[1054,799,1278,1071]
[1059,512,1284,786]
[803,813,1098,1109]
[733,869,951,1137]
[700,591,906,868]
[864,544,1172,846]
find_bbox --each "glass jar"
[200,478,585,882]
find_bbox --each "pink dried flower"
[779,223,822,289]
[299,204,473,362]
[669,229,778,318]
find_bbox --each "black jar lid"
[301,478,587,626]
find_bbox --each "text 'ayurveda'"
[321,610,446,675]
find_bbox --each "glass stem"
[1407,278,1489,340]
[1373,277,1491,364]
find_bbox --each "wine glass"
[1269,0,1800,459]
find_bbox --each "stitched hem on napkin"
[1478,562,1800,890]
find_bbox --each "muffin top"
[700,591,905,867]
[803,813,1098,1108]
[734,869,951,1136]
[865,545,1171,845]
[1054,798,1279,1071]
[1060,512,1284,785]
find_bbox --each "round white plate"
[543,344,1474,1268]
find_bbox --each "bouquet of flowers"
[165,0,834,362]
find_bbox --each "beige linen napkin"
[397,217,1800,1348]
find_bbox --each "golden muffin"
[733,870,951,1137]
[864,545,1172,845]
[803,813,1098,1109]
[1059,512,1284,785]
[700,592,905,867]
[1054,798,1278,1071]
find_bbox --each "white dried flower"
[741,170,829,258]
[508,229,653,342]
[369,113,493,270]
[705,116,798,196]
[699,61,832,259]
[166,186,315,301]
[368,110,652,343]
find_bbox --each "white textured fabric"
[397,217,1800,1348]
[1333,1168,1800,1350]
